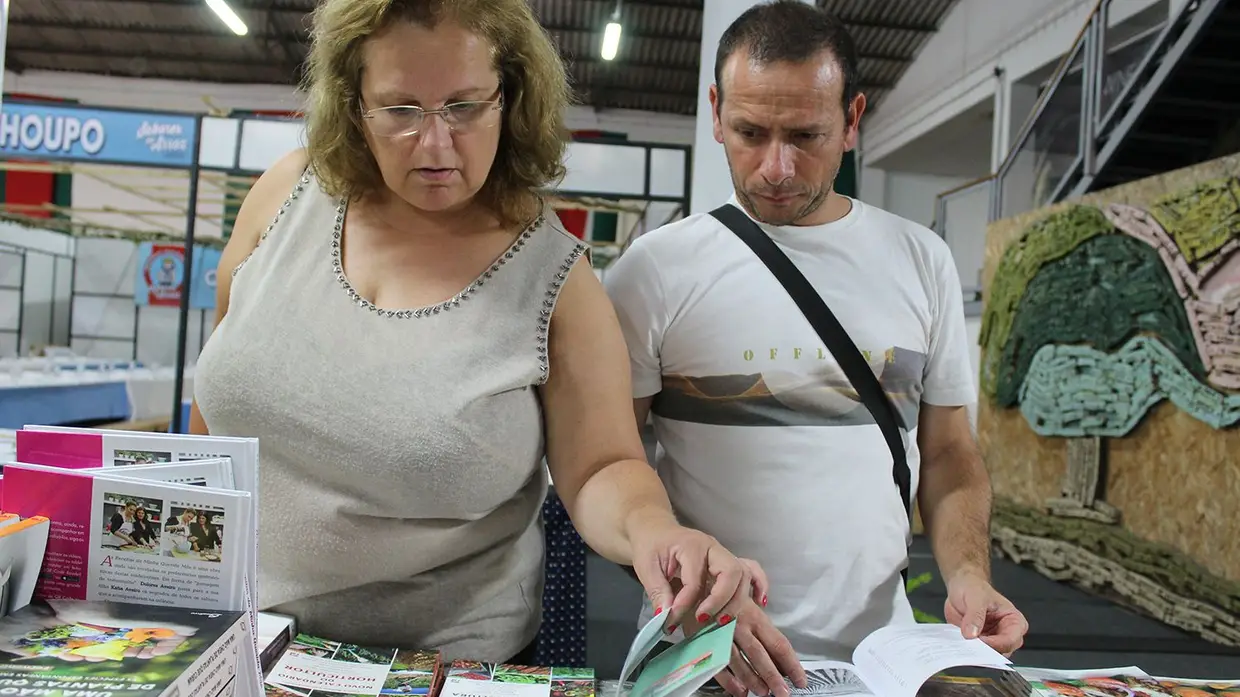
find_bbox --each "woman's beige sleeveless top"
[194,168,587,661]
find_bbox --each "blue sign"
[190,246,222,311]
[0,102,198,167]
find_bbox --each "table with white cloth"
[0,358,192,429]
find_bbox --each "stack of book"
[0,425,264,696]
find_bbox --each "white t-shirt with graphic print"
[603,195,976,661]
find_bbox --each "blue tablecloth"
[0,381,131,429]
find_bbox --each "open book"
[744,624,1027,697]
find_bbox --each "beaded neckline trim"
[232,170,312,278]
[535,243,588,384]
[329,198,545,319]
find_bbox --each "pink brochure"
[15,430,104,469]
[0,464,94,600]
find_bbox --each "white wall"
[881,171,969,229]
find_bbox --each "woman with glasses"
[189,0,777,668]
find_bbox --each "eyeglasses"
[361,86,503,138]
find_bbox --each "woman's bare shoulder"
[228,149,312,252]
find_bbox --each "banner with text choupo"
[134,243,219,310]
[0,102,198,167]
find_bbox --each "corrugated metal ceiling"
[7,0,957,116]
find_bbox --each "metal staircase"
[989,0,1240,221]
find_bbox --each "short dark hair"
[714,0,859,113]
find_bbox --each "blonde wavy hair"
[302,0,571,226]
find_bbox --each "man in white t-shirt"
[604,3,1028,696]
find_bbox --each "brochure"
[265,634,442,697]
[0,597,248,697]
[439,661,593,697]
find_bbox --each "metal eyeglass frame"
[360,84,504,138]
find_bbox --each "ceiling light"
[601,21,622,61]
[206,0,249,36]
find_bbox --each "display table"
[0,358,192,429]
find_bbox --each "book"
[438,661,596,697]
[0,460,263,697]
[1022,667,1240,697]
[13,427,264,695]
[257,612,297,675]
[0,516,50,616]
[716,624,1025,697]
[613,610,737,697]
[264,633,443,697]
[0,598,247,697]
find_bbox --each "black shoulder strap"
[709,204,913,578]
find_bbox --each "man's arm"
[915,403,992,583]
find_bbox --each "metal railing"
[932,0,1214,307]
[988,0,1214,221]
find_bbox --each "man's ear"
[843,92,867,152]
[709,84,724,144]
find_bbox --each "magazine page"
[850,624,1013,697]
[747,661,876,697]
[0,461,252,611]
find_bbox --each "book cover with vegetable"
[0,598,247,697]
[441,660,595,697]
[264,633,442,697]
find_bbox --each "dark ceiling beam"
[562,53,696,73]
[8,45,271,69]
[45,0,310,10]
[541,23,697,42]
[835,18,939,33]
[9,18,307,43]
[550,25,909,62]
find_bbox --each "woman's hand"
[627,510,750,629]
[672,558,807,697]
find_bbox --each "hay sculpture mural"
[978,157,1240,646]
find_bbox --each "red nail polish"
[719,614,733,625]
[761,595,768,607]
[696,613,710,623]
[654,606,663,615]
[667,625,678,633]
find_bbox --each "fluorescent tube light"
[601,21,622,61]
[206,0,249,36]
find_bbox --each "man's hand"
[943,571,1028,656]
[678,560,805,697]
